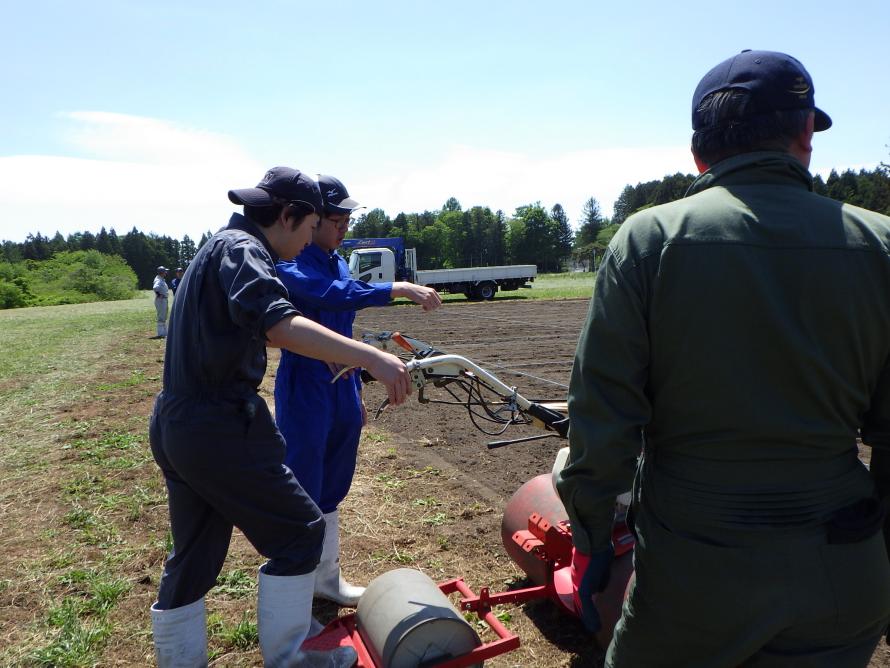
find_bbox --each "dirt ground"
[5,296,886,666]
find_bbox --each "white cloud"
[0,113,695,244]
[354,144,696,226]
[0,113,263,242]
[61,111,252,166]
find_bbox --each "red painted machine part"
[500,473,636,648]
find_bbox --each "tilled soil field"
[355,299,585,499]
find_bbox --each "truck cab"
[348,248,397,283]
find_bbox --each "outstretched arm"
[391,282,442,311]
[266,315,411,406]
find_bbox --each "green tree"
[79,231,96,250]
[442,197,462,212]
[4,250,137,308]
[551,204,573,267]
[417,222,448,269]
[505,217,527,266]
[512,203,561,271]
[49,231,68,255]
[612,173,695,225]
[351,209,392,238]
[107,229,122,256]
[1,241,23,263]
[22,233,51,260]
[486,210,508,266]
[438,208,467,268]
[575,197,606,248]
[0,262,33,308]
[96,227,113,254]
[179,235,197,267]
[463,206,500,266]
[121,228,156,289]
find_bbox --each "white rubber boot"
[314,510,365,607]
[150,598,208,668]
[257,568,357,668]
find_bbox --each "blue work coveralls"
[275,244,392,513]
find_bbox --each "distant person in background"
[274,174,440,614]
[170,267,184,295]
[152,266,169,339]
[557,49,890,667]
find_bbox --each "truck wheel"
[478,282,497,300]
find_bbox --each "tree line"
[2,165,889,308]
[1,227,201,290]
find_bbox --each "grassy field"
[396,271,595,304]
[0,295,167,666]
[0,280,593,667]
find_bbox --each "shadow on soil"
[504,577,607,668]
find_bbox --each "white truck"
[342,237,536,301]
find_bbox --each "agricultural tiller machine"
[302,332,635,667]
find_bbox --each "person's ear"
[798,112,815,153]
[276,206,293,229]
[691,146,709,174]
[788,112,815,167]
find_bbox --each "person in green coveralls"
[557,49,890,667]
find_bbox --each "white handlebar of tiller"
[331,353,530,409]
[404,354,532,410]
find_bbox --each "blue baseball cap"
[228,166,323,212]
[317,174,364,215]
[692,50,831,132]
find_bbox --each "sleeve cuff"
[261,302,300,339]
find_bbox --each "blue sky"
[1,0,888,243]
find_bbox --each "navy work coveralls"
[275,244,391,513]
[150,213,324,610]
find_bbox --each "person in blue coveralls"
[275,175,441,611]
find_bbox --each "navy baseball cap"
[692,50,831,132]
[318,174,364,215]
[228,166,323,212]
[157,266,168,272]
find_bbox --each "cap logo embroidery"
[326,188,339,199]
[262,171,275,184]
[787,78,810,98]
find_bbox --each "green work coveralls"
[557,151,890,667]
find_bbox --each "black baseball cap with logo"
[692,50,832,132]
[228,166,323,213]
[317,175,364,215]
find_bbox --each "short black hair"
[691,89,812,166]
[244,203,284,227]
[243,201,315,230]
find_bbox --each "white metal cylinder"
[355,568,481,668]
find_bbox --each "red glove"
[571,545,614,632]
